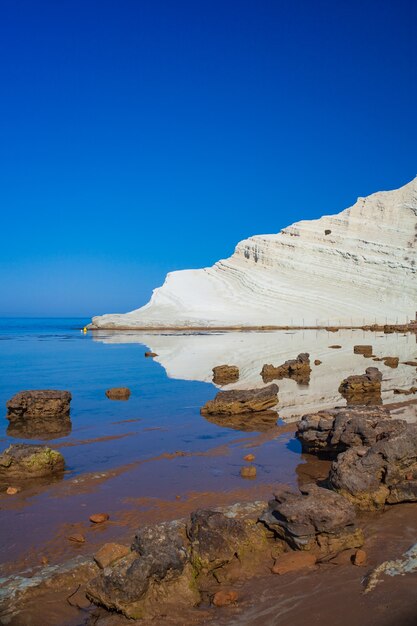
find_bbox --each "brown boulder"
[144,351,158,358]
[201,385,278,416]
[296,405,402,456]
[338,367,382,405]
[261,353,311,384]
[354,345,373,357]
[105,387,131,400]
[212,365,239,385]
[6,390,72,439]
[0,444,65,480]
[382,356,399,368]
[260,484,363,557]
[329,423,417,510]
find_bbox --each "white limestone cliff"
[91,177,417,329]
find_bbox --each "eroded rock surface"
[261,353,311,384]
[212,365,240,385]
[296,405,403,456]
[338,367,382,405]
[260,484,363,557]
[329,423,417,510]
[6,390,72,439]
[86,520,197,619]
[0,444,65,480]
[354,345,373,357]
[201,384,278,416]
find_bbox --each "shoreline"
[88,322,417,333]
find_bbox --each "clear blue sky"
[1,0,416,317]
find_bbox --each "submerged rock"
[6,390,72,439]
[260,484,363,557]
[201,384,278,416]
[0,444,65,480]
[329,423,417,510]
[296,405,401,456]
[261,353,311,384]
[338,367,382,405]
[212,365,239,385]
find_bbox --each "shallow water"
[0,319,416,576]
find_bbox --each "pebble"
[212,590,238,607]
[144,351,158,358]
[353,548,367,566]
[240,466,256,478]
[90,513,110,524]
[314,359,322,365]
[68,533,86,543]
[6,486,19,495]
[243,453,255,462]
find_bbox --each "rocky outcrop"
[87,520,198,619]
[261,353,311,384]
[296,405,402,456]
[6,390,72,439]
[90,178,417,329]
[260,484,363,557]
[200,384,278,416]
[105,387,131,400]
[338,367,382,405]
[187,509,267,573]
[329,423,417,510]
[212,365,239,385]
[0,444,65,480]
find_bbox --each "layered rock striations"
[91,178,417,329]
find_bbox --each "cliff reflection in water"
[92,329,417,422]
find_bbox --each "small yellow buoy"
[83,326,87,334]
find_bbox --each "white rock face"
[91,178,417,329]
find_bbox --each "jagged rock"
[90,178,417,329]
[261,353,311,384]
[260,484,363,557]
[329,423,417,510]
[296,405,404,456]
[187,509,266,573]
[200,384,278,416]
[86,520,198,619]
[94,544,131,569]
[212,365,239,385]
[354,345,373,357]
[338,367,382,405]
[6,390,72,439]
[105,387,131,400]
[0,444,65,480]
[203,410,278,432]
